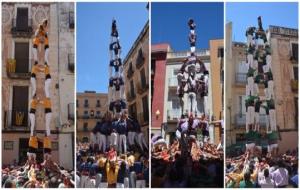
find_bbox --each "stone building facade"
[76,91,108,142]
[2,2,74,169]
[123,21,149,141]
[225,22,298,154]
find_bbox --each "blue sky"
[226,2,298,42]
[151,2,224,50]
[76,2,148,93]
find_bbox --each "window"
[130,80,135,98]
[68,53,74,72]
[96,100,101,107]
[218,47,224,58]
[129,103,137,120]
[83,122,88,132]
[11,8,32,37]
[69,11,74,29]
[12,86,28,127]
[76,99,79,108]
[291,43,298,61]
[142,95,149,123]
[293,67,298,80]
[16,8,29,31]
[84,110,88,118]
[14,42,30,74]
[140,68,147,89]
[136,48,145,68]
[173,68,180,76]
[84,99,89,107]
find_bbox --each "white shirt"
[258,172,275,188]
[271,168,289,187]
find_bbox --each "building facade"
[151,44,170,136]
[76,91,108,142]
[123,21,149,140]
[2,2,74,169]
[225,22,298,153]
[152,42,224,145]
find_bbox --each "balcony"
[126,92,136,102]
[3,110,29,130]
[235,73,247,84]
[6,58,32,79]
[235,114,267,127]
[167,109,181,121]
[68,103,74,121]
[291,79,298,92]
[68,54,74,72]
[69,11,74,29]
[137,81,148,94]
[11,18,33,38]
[168,77,178,87]
[136,49,145,69]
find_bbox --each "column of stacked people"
[244,16,278,157]
[28,19,53,163]
[79,19,149,188]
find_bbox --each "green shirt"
[239,180,254,188]
[247,67,256,77]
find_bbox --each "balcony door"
[12,86,28,126]
[15,42,29,73]
[16,8,28,31]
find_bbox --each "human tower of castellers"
[28,19,53,164]
[174,18,211,145]
[89,19,148,156]
[244,16,278,157]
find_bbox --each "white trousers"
[265,115,271,133]
[128,131,136,146]
[110,132,118,148]
[118,134,127,154]
[253,60,258,70]
[45,78,51,98]
[30,77,36,98]
[247,54,253,68]
[90,133,97,145]
[137,133,148,152]
[45,48,49,64]
[253,84,259,96]
[29,113,35,136]
[268,80,274,99]
[247,35,254,46]
[188,92,197,116]
[97,133,106,152]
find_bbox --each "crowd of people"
[76,112,149,188]
[2,159,74,188]
[226,149,298,188]
[151,115,224,187]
